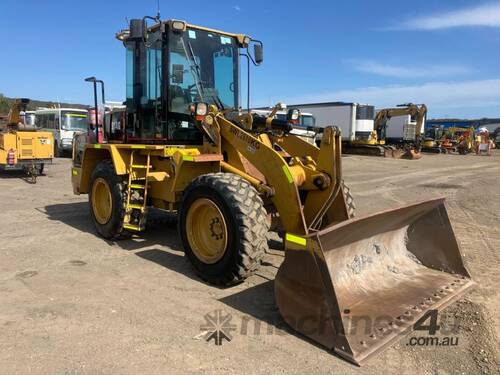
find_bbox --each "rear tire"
[179,173,269,286]
[88,160,131,240]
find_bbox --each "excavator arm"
[374,103,427,139]
[7,98,30,127]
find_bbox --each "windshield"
[301,115,315,127]
[276,113,315,128]
[425,127,443,139]
[61,111,88,131]
[24,113,36,126]
[168,28,239,114]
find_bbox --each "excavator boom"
[374,103,427,159]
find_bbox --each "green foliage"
[0,93,88,115]
[0,93,11,115]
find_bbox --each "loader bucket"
[275,198,475,366]
[400,148,422,160]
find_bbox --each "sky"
[1,0,500,118]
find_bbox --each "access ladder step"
[123,223,143,232]
[131,164,150,169]
[130,183,146,189]
[127,204,146,211]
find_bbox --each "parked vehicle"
[0,99,53,182]
[71,16,475,365]
[35,108,88,156]
[289,101,401,156]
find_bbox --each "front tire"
[54,141,61,157]
[179,173,269,286]
[88,160,131,240]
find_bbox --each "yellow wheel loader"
[0,98,53,182]
[72,17,475,365]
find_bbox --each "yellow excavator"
[72,16,475,365]
[422,126,447,153]
[0,98,53,182]
[441,127,476,154]
[374,103,427,159]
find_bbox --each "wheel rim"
[91,177,113,225]
[186,198,228,264]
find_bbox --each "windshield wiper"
[180,37,205,101]
[211,94,225,111]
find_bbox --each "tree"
[0,93,11,115]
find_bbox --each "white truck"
[288,102,376,142]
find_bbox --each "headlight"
[196,103,208,116]
[171,20,186,32]
[190,102,209,121]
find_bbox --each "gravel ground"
[0,151,498,374]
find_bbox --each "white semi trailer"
[288,102,398,156]
[380,113,425,143]
[289,102,375,142]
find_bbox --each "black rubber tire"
[88,160,131,240]
[342,180,356,218]
[54,142,61,157]
[179,173,269,286]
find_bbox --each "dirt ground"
[0,151,498,374]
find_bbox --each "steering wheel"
[186,83,203,102]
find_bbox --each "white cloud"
[348,60,471,78]
[396,2,500,30]
[279,79,500,117]
[233,5,241,12]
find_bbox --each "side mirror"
[276,102,287,111]
[129,19,146,41]
[254,44,263,65]
[172,64,184,84]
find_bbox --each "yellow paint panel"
[282,165,294,184]
[285,233,307,247]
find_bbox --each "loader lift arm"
[211,109,349,235]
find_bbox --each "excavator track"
[343,144,405,158]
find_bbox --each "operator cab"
[112,19,262,144]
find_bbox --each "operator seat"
[169,85,189,114]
